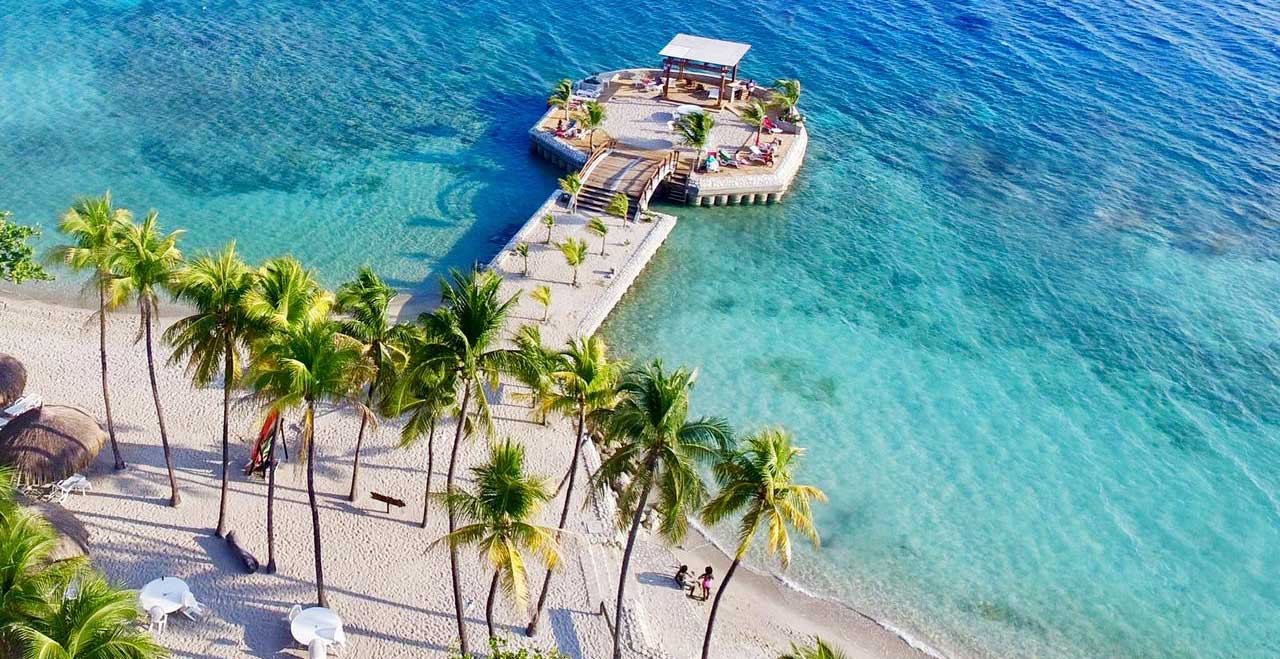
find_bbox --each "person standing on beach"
[698,566,714,601]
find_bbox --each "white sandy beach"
[0,196,929,659]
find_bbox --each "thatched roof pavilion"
[18,497,91,562]
[0,405,106,485]
[0,353,25,409]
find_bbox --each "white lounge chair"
[288,604,303,622]
[0,395,41,429]
[707,87,720,102]
[45,474,90,504]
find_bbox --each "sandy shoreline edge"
[1,272,938,658]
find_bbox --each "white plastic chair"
[147,606,167,635]
[307,639,329,659]
[179,591,207,620]
[288,604,303,622]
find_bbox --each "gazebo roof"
[659,34,751,68]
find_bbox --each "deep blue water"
[2,1,1278,657]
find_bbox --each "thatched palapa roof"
[17,496,91,562]
[0,354,25,409]
[0,405,106,485]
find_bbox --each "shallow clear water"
[3,1,1278,657]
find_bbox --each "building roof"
[659,34,751,68]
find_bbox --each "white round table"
[138,577,188,615]
[674,104,703,117]
[291,607,346,647]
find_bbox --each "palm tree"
[247,315,370,608]
[558,173,583,214]
[242,256,331,573]
[381,336,456,529]
[580,100,607,149]
[0,503,86,641]
[48,192,130,470]
[9,573,168,659]
[676,112,716,166]
[106,211,184,507]
[436,440,559,641]
[596,361,731,659]
[557,238,588,287]
[548,78,574,122]
[740,100,768,146]
[525,335,622,635]
[605,194,629,224]
[510,325,559,426]
[780,638,848,659]
[772,79,802,121]
[530,285,552,322]
[515,242,530,277]
[412,267,522,657]
[335,267,412,503]
[587,218,609,256]
[166,242,257,535]
[699,428,826,659]
[541,213,556,244]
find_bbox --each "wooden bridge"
[573,145,684,220]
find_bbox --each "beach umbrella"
[0,353,25,408]
[0,405,106,485]
[20,497,91,562]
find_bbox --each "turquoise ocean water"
[2,1,1278,657]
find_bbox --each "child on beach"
[696,566,714,601]
[674,565,691,590]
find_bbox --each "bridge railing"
[577,138,616,184]
[637,150,681,213]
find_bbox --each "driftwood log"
[225,531,259,573]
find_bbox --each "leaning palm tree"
[540,213,556,244]
[412,267,523,657]
[106,211,184,507]
[587,217,609,256]
[436,440,559,641]
[381,336,456,529]
[334,267,412,502]
[676,112,716,166]
[558,173,583,214]
[166,242,258,534]
[510,325,559,426]
[596,360,732,659]
[8,573,168,659]
[780,638,848,659]
[548,78,574,121]
[247,315,370,608]
[525,335,622,635]
[557,238,588,287]
[514,242,530,277]
[579,100,607,149]
[47,192,130,470]
[242,256,332,573]
[740,100,768,146]
[771,79,802,121]
[699,428,826,659]
[530,285,552,322]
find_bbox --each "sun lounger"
[45,474,90,504]
[716,151,738,168]
[0,395,41,428]
[762,116,784,134]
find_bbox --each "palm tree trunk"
[347,381,375,502]
[486,570,500,641]
[611,456,657,659]
[572,268,579,287]
[98,279,125,470]
[420,419,436,528]
[526,404,586,636]
[700,556,741,659]
[446,380,473,656]
[265,415,280,573]
[215,338,232,536]
[305,402,328,608]
[143,303,181,507]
